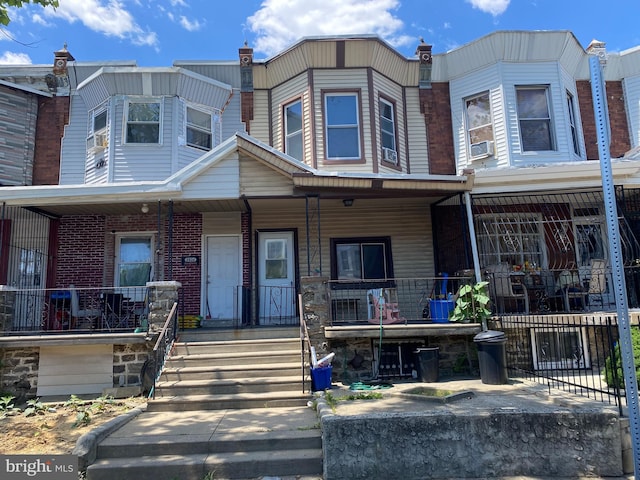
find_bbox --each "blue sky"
[1,0,639,66]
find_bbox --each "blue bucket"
[429,299,454,323]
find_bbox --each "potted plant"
[449,281,491,331]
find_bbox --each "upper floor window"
[186,106,212,151]
[465,92,494,158]
[284,99,303,161]
[87,105,108,150]
[324,92,361,160]
[516,86,554,152]
[126,99,161,144]
[566,91,581,156]
[379,97,397,164]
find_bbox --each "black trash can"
[473,330,508,385]
[414,347,439,382]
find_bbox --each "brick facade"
[32,96,69,185]
[168,213,202,316]
[421,83,456,175]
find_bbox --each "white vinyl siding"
[404,88,428,174]
[60,94,94,185]
[182,153,240,199]
[623,74,640,148]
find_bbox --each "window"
[531,327,590,370]
[379,98,397,163]
[516,86,554,151]
[331,237,393,282]
[284,100,303,160]
[116,235,153,287]
[566,91,581,156]
[324,92,361,160]
[465,92,493,154]
[126,99,161,144]
[265,239,288,279]
[476,215,545,268]
[87,106,108,150]
[186,106,212,151]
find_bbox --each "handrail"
[298,294,312,393]
[149,301,179,399]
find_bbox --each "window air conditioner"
[470,140,494,158]
[382,147,398,164]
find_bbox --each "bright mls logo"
[1,455,76,479]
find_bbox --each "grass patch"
[404,387,455,397]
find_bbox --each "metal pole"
[590,55,640,476]
[464,192,482,283]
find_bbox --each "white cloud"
[466,0,510,16]
[247,0,413,57]
[179,16,203,32]
[31,13,51,26]
[0,51,32,64]
[42,0,158,47]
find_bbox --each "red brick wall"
[55,215,106,288]
[420,83,456,175]
[169,213,202,316]
[33,96,69,185]
[577,79,630,160]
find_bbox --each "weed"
[323,391,337,411]
[298,422,321,430]
[23,398,46,417]
[89,395,115,413]
[0,395,20,417]
[342,392,383,401]
[64,395,85,412]
[73,410,91,428]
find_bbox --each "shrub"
[604,327,640,389]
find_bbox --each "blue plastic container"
[311,365,332,391]
[429,299,454,323]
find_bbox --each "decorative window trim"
[515,85,555,152]
[379,95,399,166]
[322,90,364,163]
[185,104,214,151]
[124,97,163,145]
[283,98,303,161]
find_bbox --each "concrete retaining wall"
[321,406,623,479]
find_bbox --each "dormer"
[73,66,233,183]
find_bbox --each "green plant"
[604,328,640,389]
[23,398,46,417]
[64,394,85,412]
[0,395,20,417]
[449,281,491,329]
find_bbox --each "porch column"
[0,286,15,333]
[147,281,182,333]
[300,276,330,354]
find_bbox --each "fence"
[498,312,633,414]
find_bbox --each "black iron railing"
[149,301,179,399]
[499,312,632,414]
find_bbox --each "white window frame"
[465,92,494,157]
[476,213,547,269]
[87,104,108,151]
[566,91,581,156]
[379,97,397,162]
[185,105,213,151]
[114,233,154,289]
[284,99,303,160]
[324,92,361,160]
[125,98,163,145]
[531,327,591,370]
[516,86,555,152]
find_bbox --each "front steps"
[86,327,322,480]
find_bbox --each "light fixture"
[343,199,354,207]
[141,203,149,214]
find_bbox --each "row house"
[1,31,640,397]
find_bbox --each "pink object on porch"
[367,288,405,325]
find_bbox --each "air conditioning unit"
[470,140,494,158]
[382,147,398,164]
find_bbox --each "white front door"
[258,231,296,324]
[205,236,240,321]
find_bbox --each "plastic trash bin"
[311,365,332,391]
[414,347,439,382]
[429,299,454,323]
[473,330,508,385]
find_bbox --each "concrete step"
[153,375,304,396]
[178,326,299,342]
[86,448,323,480]
[159,362,302,381]
[172,337,300,355]
[147,392,311,411]
[97,429,322,458]
[164,349,301,367]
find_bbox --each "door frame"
[202,234,242,320]
[255,228,299,324]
